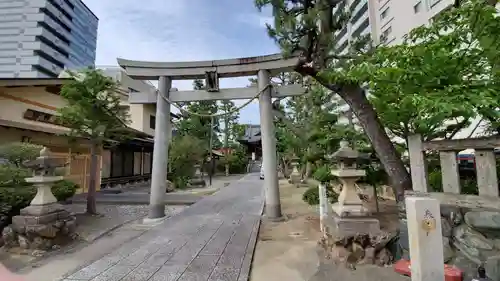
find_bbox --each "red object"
[394,259,463,281]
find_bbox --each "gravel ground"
[65,204,186,242]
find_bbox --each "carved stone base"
[328,213,381,238]
[188,178,206,187]
[289,172,301,185]
[332,202,371,217]
[2,203,77,253]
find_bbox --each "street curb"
[237,174,266,281]
[69,199,197,206]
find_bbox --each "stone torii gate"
[117,54,305,221]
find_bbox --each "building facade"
[333,0,379,54]
[0,0,98,78]
[332,0,455,53]
[375,0,455,46]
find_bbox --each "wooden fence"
[51,152,101,193]
[407,134,500,209]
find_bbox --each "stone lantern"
[330,141,380,236]
[188,163,206,187]
[2,147,77,252]
[289,155,301,184]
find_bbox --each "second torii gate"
[117,54,305,221]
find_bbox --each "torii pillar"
[148,76,171,219]
[258,70,282,219]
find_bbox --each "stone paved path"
[60,174,263,281]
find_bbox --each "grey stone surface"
[61,174,264,281]
[65,204,184,242]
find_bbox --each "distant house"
[237,124,262,159]
[0,74,179,193]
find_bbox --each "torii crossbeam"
[117,53,305,221]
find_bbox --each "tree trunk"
[281,157,290,178]
[305,162,312,179]
[86,141,99,214]
[338,85,412,202]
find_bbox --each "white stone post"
[258,69,282,220]
[318,183,329,233]
[405,197,444,281]
[148,76,172,219]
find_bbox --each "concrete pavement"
[59,174,264,281]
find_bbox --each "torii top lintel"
[117,53,298,80]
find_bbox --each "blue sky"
[82,0,278,124]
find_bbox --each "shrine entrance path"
[61,174,264,281]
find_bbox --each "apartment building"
[376,0,455,46]
[332,0,456,54]
[333,0,378,54]
[0,0,98,78]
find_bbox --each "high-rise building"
[332,0,456,51]
[332,0,379,54]
[0,0,98,78]
[375,0,455,46]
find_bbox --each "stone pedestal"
[1,148,77,253]
[406,197,445,281]
[329,215,381,237]
[328,141,380,237]
[4,202,77,251]
[289,160,301,184]
[188,164,206,187]
[331,169,370,217]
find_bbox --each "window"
[429,0,441,7]
[149,115,155,129]
[383,26,392,37]
[414,1,422,13]
[380,26,392,43]
[381,7,389,20]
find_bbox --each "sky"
[82,0,278,124]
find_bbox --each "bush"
[428,168,478,195]
[216,145,248,174]
[51,180,78,202]
[312,165,334,183]
[169,135,206,187]
[0,142,42,167]
[0,186,36,229]
[0,164,31,187]
[302,184,339,206]
[302,187,320,205]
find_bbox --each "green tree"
[177,79,221,148]
[0,142,42,168]
[255,0,412,201]
[58,69,131,214]
[219,100,240,175]
[255,0,500,201]
[0,142,42,187]
[168,135,206,189]
[366,0,499,143]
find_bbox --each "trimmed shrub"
[302,184,339,206]
[51,179,78,202]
